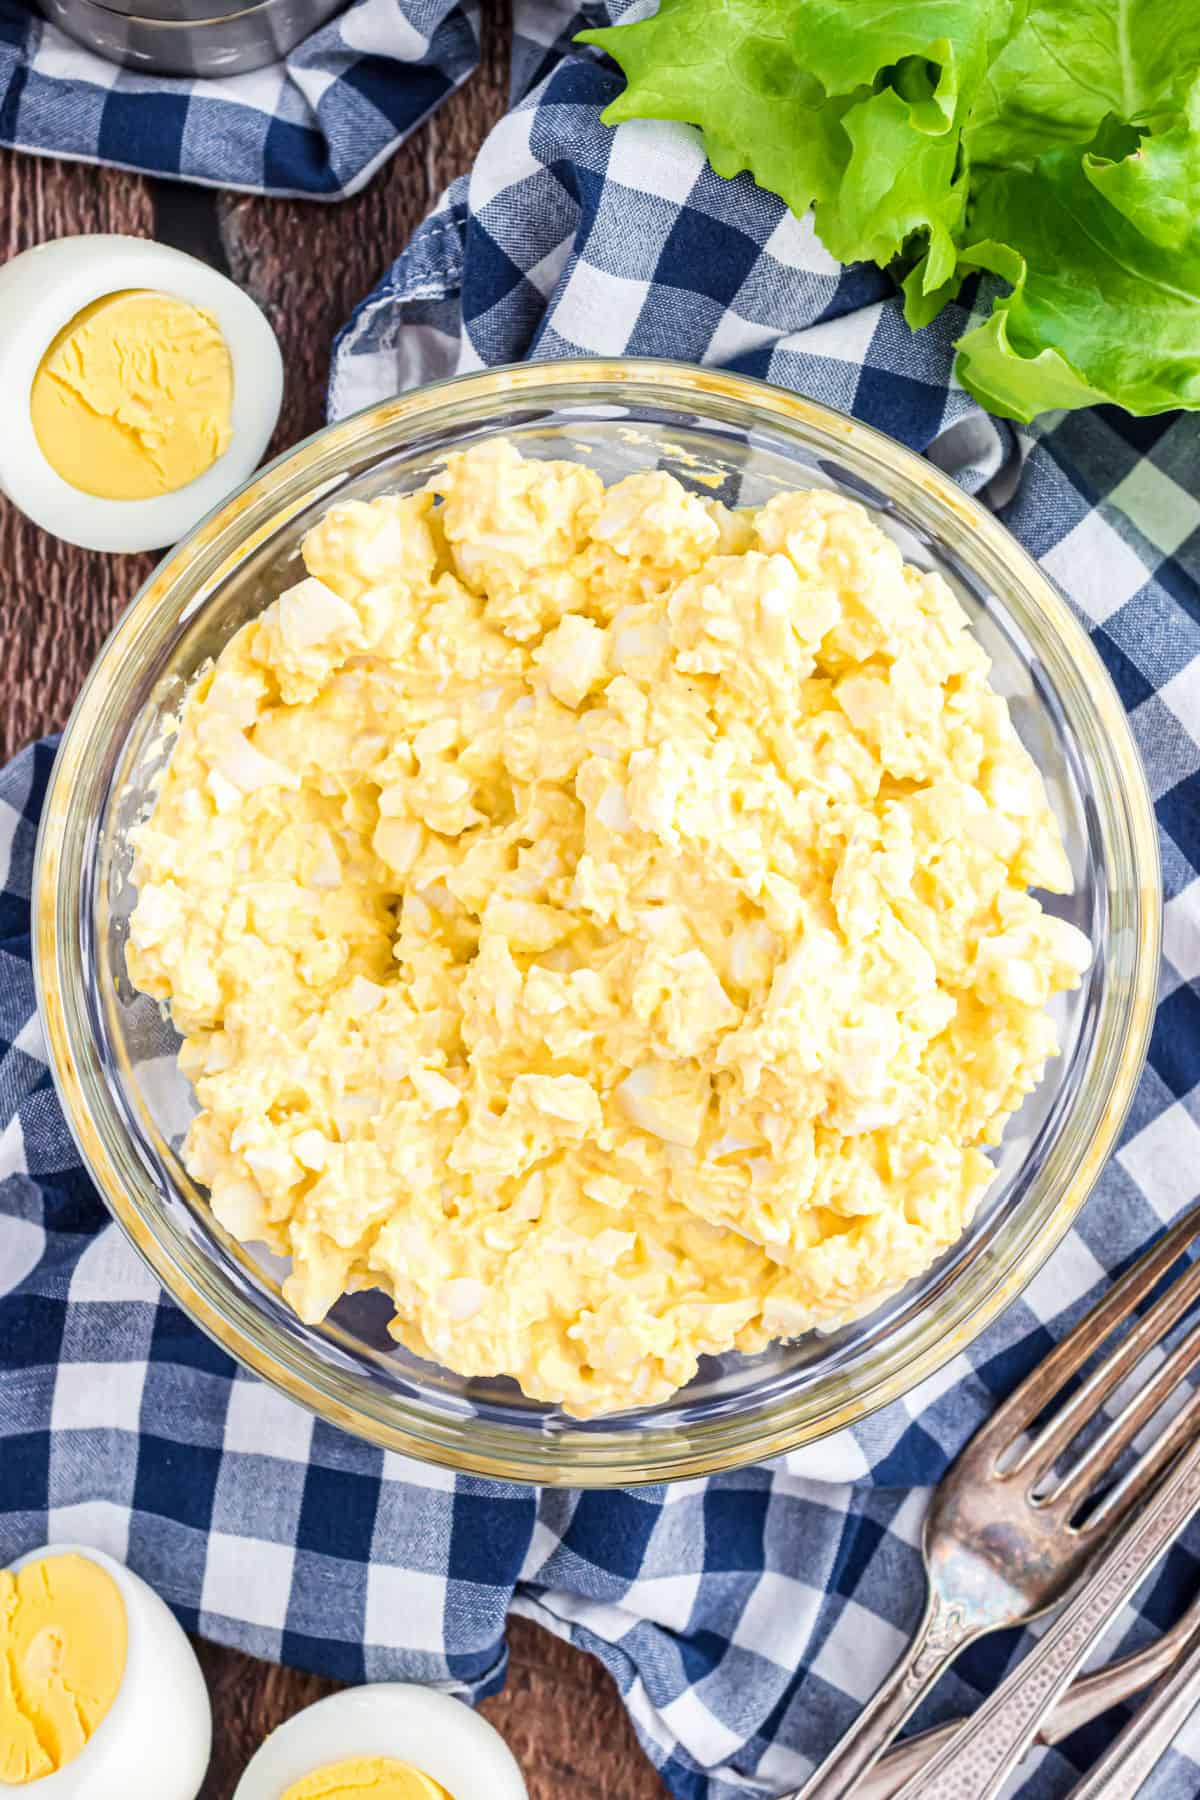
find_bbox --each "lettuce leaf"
[817,86,965,290]
[1085,88,1200,250]
[578,0,855,221]
[968,0,1200,165]
[957,92,1200,418]
[787,0,1023,133]
[579,0,982,293]
[581,0,1200,419]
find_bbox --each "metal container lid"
[39,0,347,73]
[79,0,271,21]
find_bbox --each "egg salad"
[126,438,1092,1416]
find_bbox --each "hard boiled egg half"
[0,1542,211,1797]
[0,234,282,554]
[233,1685,528,1800]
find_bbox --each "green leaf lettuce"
[580,0,1200,420]
[578,0,854,220]
[958,88,1200,418]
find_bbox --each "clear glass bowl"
[33,361,1161,1485]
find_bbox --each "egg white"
[6,1543,212,1800]
[232,1684,528,1800]
[0,235,282,554]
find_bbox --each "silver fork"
[859,1585,1200,1799]
[790,1202,1200,1800]
[892,1387,1200,1798]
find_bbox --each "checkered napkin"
[0,0,478,197]
[4,7,1200,1800]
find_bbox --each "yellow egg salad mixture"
[127,439,1091,1416]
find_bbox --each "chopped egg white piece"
[127,439,1090,1417]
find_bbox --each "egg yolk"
[30,288,233,501]
[0,1553,128,1784]
[281,1757,451,1799]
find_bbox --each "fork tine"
[1048,1313,1200,1518]
[1076,1380,1200,1539]
[1014,1254,1200,1484]
[979,1207,1200,1463]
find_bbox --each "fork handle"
[849,1594,1200,1800]
[1065,1622,1200,1800]
[893,1431,1200,1800]
[785,1587,978,1800]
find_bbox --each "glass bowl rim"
[33,357,1161,1485]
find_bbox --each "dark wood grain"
[1,15,669,1797]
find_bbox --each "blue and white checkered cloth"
[4,3,1200,1796]
[0,0,479,197]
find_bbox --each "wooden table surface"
[0,9,669,1793]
